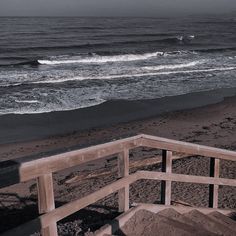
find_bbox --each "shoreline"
[1,87,236,145]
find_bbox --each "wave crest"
[38,52,164,65]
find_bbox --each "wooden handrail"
[1,134,236,236]
[141,134,236,161]
[0,135,142,188]
[1,134,236,187]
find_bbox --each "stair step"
[140,214,207,236]
[120,209,213,236]
[158,208,218,236]
[184,210,236,236]
[207,211,236,232]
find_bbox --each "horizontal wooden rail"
[141,134,236,161]
[0,135,142,187]
[21,136,141,182]
[137,171,236,187]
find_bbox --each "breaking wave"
[37,50,197,65]
[37,52,164,65]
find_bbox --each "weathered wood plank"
[141,134,236,161]
[118,149,129,212]
[161,150,172,205]
[37,174,55,214]
[138,171,236,187]
[209,158,220,208]
[21,137,141,182]
[37,173,57,236]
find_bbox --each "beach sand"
[0,88,236,235]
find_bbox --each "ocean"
[0,16,236,115]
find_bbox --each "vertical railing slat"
[37,173,58,236]
[161,150,172,205]
[209,158,220,208]
[118,148,129,212]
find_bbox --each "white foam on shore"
[9,98,106,114]
[142,60,203,71]
[32,66,236,85]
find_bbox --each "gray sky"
[0,0,236,17]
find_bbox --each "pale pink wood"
[138,171,236,186]
[118,148,129,212]
[37,174,57,236]
[141,134,236,161]
[41,222,58,236]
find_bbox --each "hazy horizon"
[1,0,236,17]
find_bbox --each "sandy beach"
[0,88,236,235]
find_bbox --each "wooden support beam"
[37,174,57,236]
[209,158,220,208]
[118,148,129,212]
[161,150,172,205]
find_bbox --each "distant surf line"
[37,50,196,65]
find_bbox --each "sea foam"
[32,66,236,85]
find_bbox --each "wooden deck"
[1,134,236,235]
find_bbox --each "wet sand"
[0,88,236,235]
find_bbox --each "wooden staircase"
[96,205,236,236]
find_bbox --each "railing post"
[37,173,58,236]
[161,150,172,205]
[118,148,129,212]
[209,158,220,208]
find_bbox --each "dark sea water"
[0,16,236,115]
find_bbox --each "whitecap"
[38,51,164,65]
[15,100,40,104]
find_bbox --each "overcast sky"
[0,0,236,17]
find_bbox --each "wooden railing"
[1,134,236,236]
